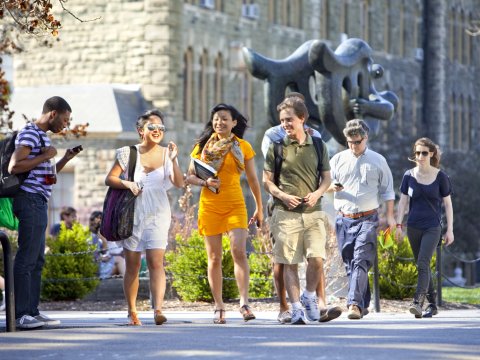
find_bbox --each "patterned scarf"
[201,133,245,173]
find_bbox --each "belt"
[340,209,377,219]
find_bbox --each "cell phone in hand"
[334,182,343,187]
[72,145,83,153]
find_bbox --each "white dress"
[115,145,173,251]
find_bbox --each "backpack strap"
[312,137,324,186]
[127,146,137,181]
[273,141,283,186]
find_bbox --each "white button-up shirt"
[330,148,395,214]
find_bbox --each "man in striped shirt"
[8,96,82,329]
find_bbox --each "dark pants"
[407,226,441,297]
[12,191,48,319]
[335,213,379,310]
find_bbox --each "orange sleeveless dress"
[191,139,255,236]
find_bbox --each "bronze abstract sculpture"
[243,38,398,145]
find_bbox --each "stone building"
[9,0,480,227]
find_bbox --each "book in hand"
[192,158,219,194]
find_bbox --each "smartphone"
[72,145,83,152]
[334,182,343,187]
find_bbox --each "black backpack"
[0,132,30,198]
[273,136,324,186]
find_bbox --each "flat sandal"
[213,309,226,324]
[240,304,256,321]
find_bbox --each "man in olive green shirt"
[263,96,334,325]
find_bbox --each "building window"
[214,53,223,104]
[362,0,370,43]
[448,10,455,62]
[199,50,209,123]
[399,1,405,56]
[384,3,390,53]
[449,94,455,149]
[413,3,422,49]
[396,89,404,132]
[183,48,194,122]
[321,0,329,39]
[457,11,463,63]
[457,95,463,149]
[48,170,75,232]
[341,0,349,35]
[241,71,253,123]
[412,91,418,137]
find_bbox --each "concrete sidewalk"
[1,309,480,359]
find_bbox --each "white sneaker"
[290,308,307,325]
[15,315,45,329]
[300,293,320,321]
[277,310,292,324]
[34,313,61,326]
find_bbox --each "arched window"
[396,88,404,132]
[457,11,464,63]
[449,94,455,149]
[457,94,463,149]
[362,0,370,43]
[321,0,329,39]
[384,3,390,53]
[241,71,253,124]
[198,50,209,123]
[399,1,405,56]
[411,91,418,137]
[448,10,455,62]
[463,96,470,150]
[413,3,422,49]
[183,48,194,122]
[214,53,223,104]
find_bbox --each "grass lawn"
[442,286,480,305]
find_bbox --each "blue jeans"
[335,213,379,310]
[12,191,48,319]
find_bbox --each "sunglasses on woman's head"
[147,124,166,132]
[415,151,430,157]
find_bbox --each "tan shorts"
[270,208,327,264]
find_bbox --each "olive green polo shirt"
[264,133,330,213]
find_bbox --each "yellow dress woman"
[187,103,263,324]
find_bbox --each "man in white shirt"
[329,119,395,319]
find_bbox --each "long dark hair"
[195,103,248,154]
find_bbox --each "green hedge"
[373,230,436,300]
[41,222,99,300]
[166,231,274,301]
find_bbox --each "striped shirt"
[15,123,53,200]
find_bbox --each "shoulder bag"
[100,146,138,241]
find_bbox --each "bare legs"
[123,248,166,314]
[205,228,250,310]
[274,258,327,310]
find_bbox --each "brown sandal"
[128,311,142,326]
[213,309,226,324]
[240,305,256,321]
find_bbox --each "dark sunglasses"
[147,124,166,132]
[415,151,430,157]
[347,138,364,145]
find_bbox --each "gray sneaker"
[16,315,45,329]
[300,293,320,321]
[34,313,61,326]
[291,308,307,325]
[277,310,292,324]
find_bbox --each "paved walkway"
[1,309,480,359]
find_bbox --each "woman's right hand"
[205,177,220,189]
[124,180,143,196]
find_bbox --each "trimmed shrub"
[166,230,238,302]
[248,237,274,298]
[373,230,436,300]
[41,222,99,300]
